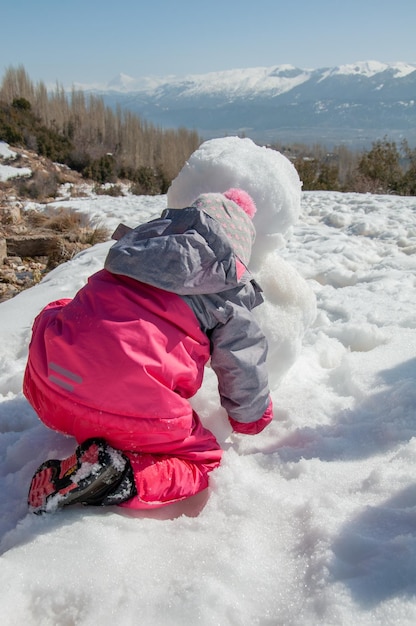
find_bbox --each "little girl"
[25,188,273,513]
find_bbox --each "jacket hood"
[105,205,252,295]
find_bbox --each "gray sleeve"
[209,302,270,424]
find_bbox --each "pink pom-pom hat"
[223,188,257,219]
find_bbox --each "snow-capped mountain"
[83,61,416,147]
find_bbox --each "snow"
[1,137,416,625]
[330,61,416,79]
[81,61,416,95]
[81,72,169,94]
[80,66,311,97]
[0,164,32,182]
[0,142,32,181]
[159,66,311,99]
[0,142,17,159]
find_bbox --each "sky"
[1,0,416,87]
[1,137,416,624]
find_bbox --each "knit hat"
[192,188,256,267]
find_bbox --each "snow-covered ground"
[0,142,31,182]
[0,138,416,625]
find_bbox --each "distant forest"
[1,65,415,196]
[0,66,200,194]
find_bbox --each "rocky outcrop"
[0,198,78,302]
[5,233,60,257]
[0,144,108,302]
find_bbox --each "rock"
[0,268,17,283]
[3,256,23,266]
[0,238,6,263]
[0,205,21,225]
[6,234,59,257]
[0,282,20,302]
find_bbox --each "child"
[25,188,273,513]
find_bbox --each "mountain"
[82,61,416,147]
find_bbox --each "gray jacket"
[104,206,270,424]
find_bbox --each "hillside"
[0,142,109,302]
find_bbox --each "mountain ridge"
[77,61,416,147]
[76,60,416,94]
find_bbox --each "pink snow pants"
[24,373,223,509]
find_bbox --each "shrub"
[397,140,416,195]
[0,98,72,163]
[12,97,31,111]
[81,223,109,245]
[0,103,24,144]
[83,154,116,183]
[15,171,61,200]
[93,183,124,196]
[128,166,161,195]
[356,138,402,194]
[294,157,340,191]
[34,127,72,162]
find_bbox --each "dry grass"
[26,206,109,241]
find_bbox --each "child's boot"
[28,438,135,513]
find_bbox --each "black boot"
[28,438,136,513]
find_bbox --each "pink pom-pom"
[223,188,257,219]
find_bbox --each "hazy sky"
[1,0,415,86]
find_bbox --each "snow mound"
[168,136,312,386]
[167,136,302,268]
[254,253,317,388]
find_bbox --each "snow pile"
[253,253,316,387]
[168,137,303,265]
[168,137,314,387]
[0,138,416,625]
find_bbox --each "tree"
[357,138,402,194]
[398,140,416,195]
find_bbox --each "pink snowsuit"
[24,194,272,509]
